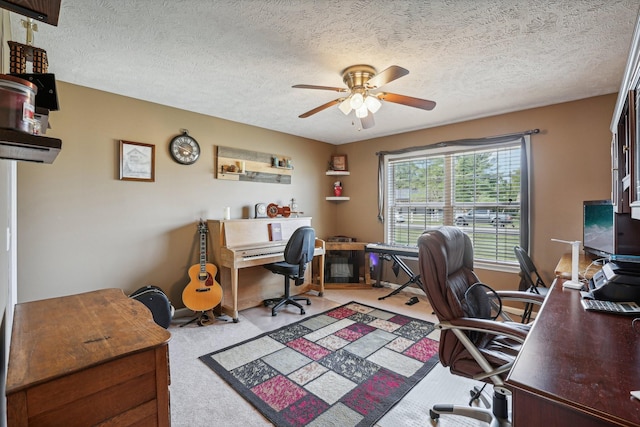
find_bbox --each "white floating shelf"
[326,196,350,201]
[326,170,350,176]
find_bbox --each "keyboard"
[581,299,640,315]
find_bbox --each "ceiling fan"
[292,64,436,129]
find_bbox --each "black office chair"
[417,227,544,426]
[513,245,548,323]
[264,226,316,316]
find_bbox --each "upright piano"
[208,217,325,322]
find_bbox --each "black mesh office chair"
[513,245,548,323]
[264,226,316,316]
[417,227,544,426]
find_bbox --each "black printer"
[588,261,640,302]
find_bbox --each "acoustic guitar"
[182,220,223,312]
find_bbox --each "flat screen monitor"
[583,200,614,258]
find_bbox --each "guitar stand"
[180,310,218,327]
[377,254,423,300]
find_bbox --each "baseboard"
[378,281,424,295]
[381,281,533,319]
[502,305,525,316]
[171,285,532,320]
[173,307,194,318]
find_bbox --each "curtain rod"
[376,128,540,156]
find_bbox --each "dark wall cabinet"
[0,0,61,26]
[612,18,640,219]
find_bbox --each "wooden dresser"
[6,288,171,426]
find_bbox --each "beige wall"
[335,94,616,289]
[1,161,8,332]
[16,82,336,306]
[0,160,10,419]
[15,82,616,306]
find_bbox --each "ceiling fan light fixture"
[355,104,369,118]
[292,64,436,128]
[350,92,364,109]
[365,95,382,113]
[338,98,352,115]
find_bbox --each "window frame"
[382,136,529,272]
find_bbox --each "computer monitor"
[583,200,640,259]
[583,200,614,258]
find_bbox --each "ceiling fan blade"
[298,98,344,118]
[292,84,348,92]
[378,92,436,110]
[360,113,375,129]
[366,66,409,89]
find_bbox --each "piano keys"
[208,218,325,322]
[365,243,419,258]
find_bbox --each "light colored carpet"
[168,287,491,426]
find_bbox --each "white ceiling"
[8,0,640,144]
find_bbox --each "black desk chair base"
[264,270,313,316]
[430,388,511,427]
[264,276,311,316]
[264,294,310,316]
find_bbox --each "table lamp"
[551,239,583,289]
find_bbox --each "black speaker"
[11,73,59,111]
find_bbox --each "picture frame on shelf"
[330,154,348,171]
[119,140,155,182]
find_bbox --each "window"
[383,135,529,268]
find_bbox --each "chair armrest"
[496,290,545,305]
[441,317,528,342]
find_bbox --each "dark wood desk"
[506,280,640,426]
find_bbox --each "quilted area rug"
[199,302,439,427]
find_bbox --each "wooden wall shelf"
[216,146,292,184]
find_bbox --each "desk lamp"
[552,239,583,289]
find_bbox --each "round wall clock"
[255,203,267,218]
[169,131,200,165]
[267,203,279,218]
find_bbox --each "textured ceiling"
[8,0,640,144]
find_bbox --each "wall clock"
[255,203,267,218]
[266,203,291,218]
[169,130,200,165]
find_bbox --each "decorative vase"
[334,186,342,197]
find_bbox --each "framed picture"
[120,140,155,182]
[331,154,348,171]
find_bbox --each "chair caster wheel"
[429,409,439,420]
[300,310,306,315]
